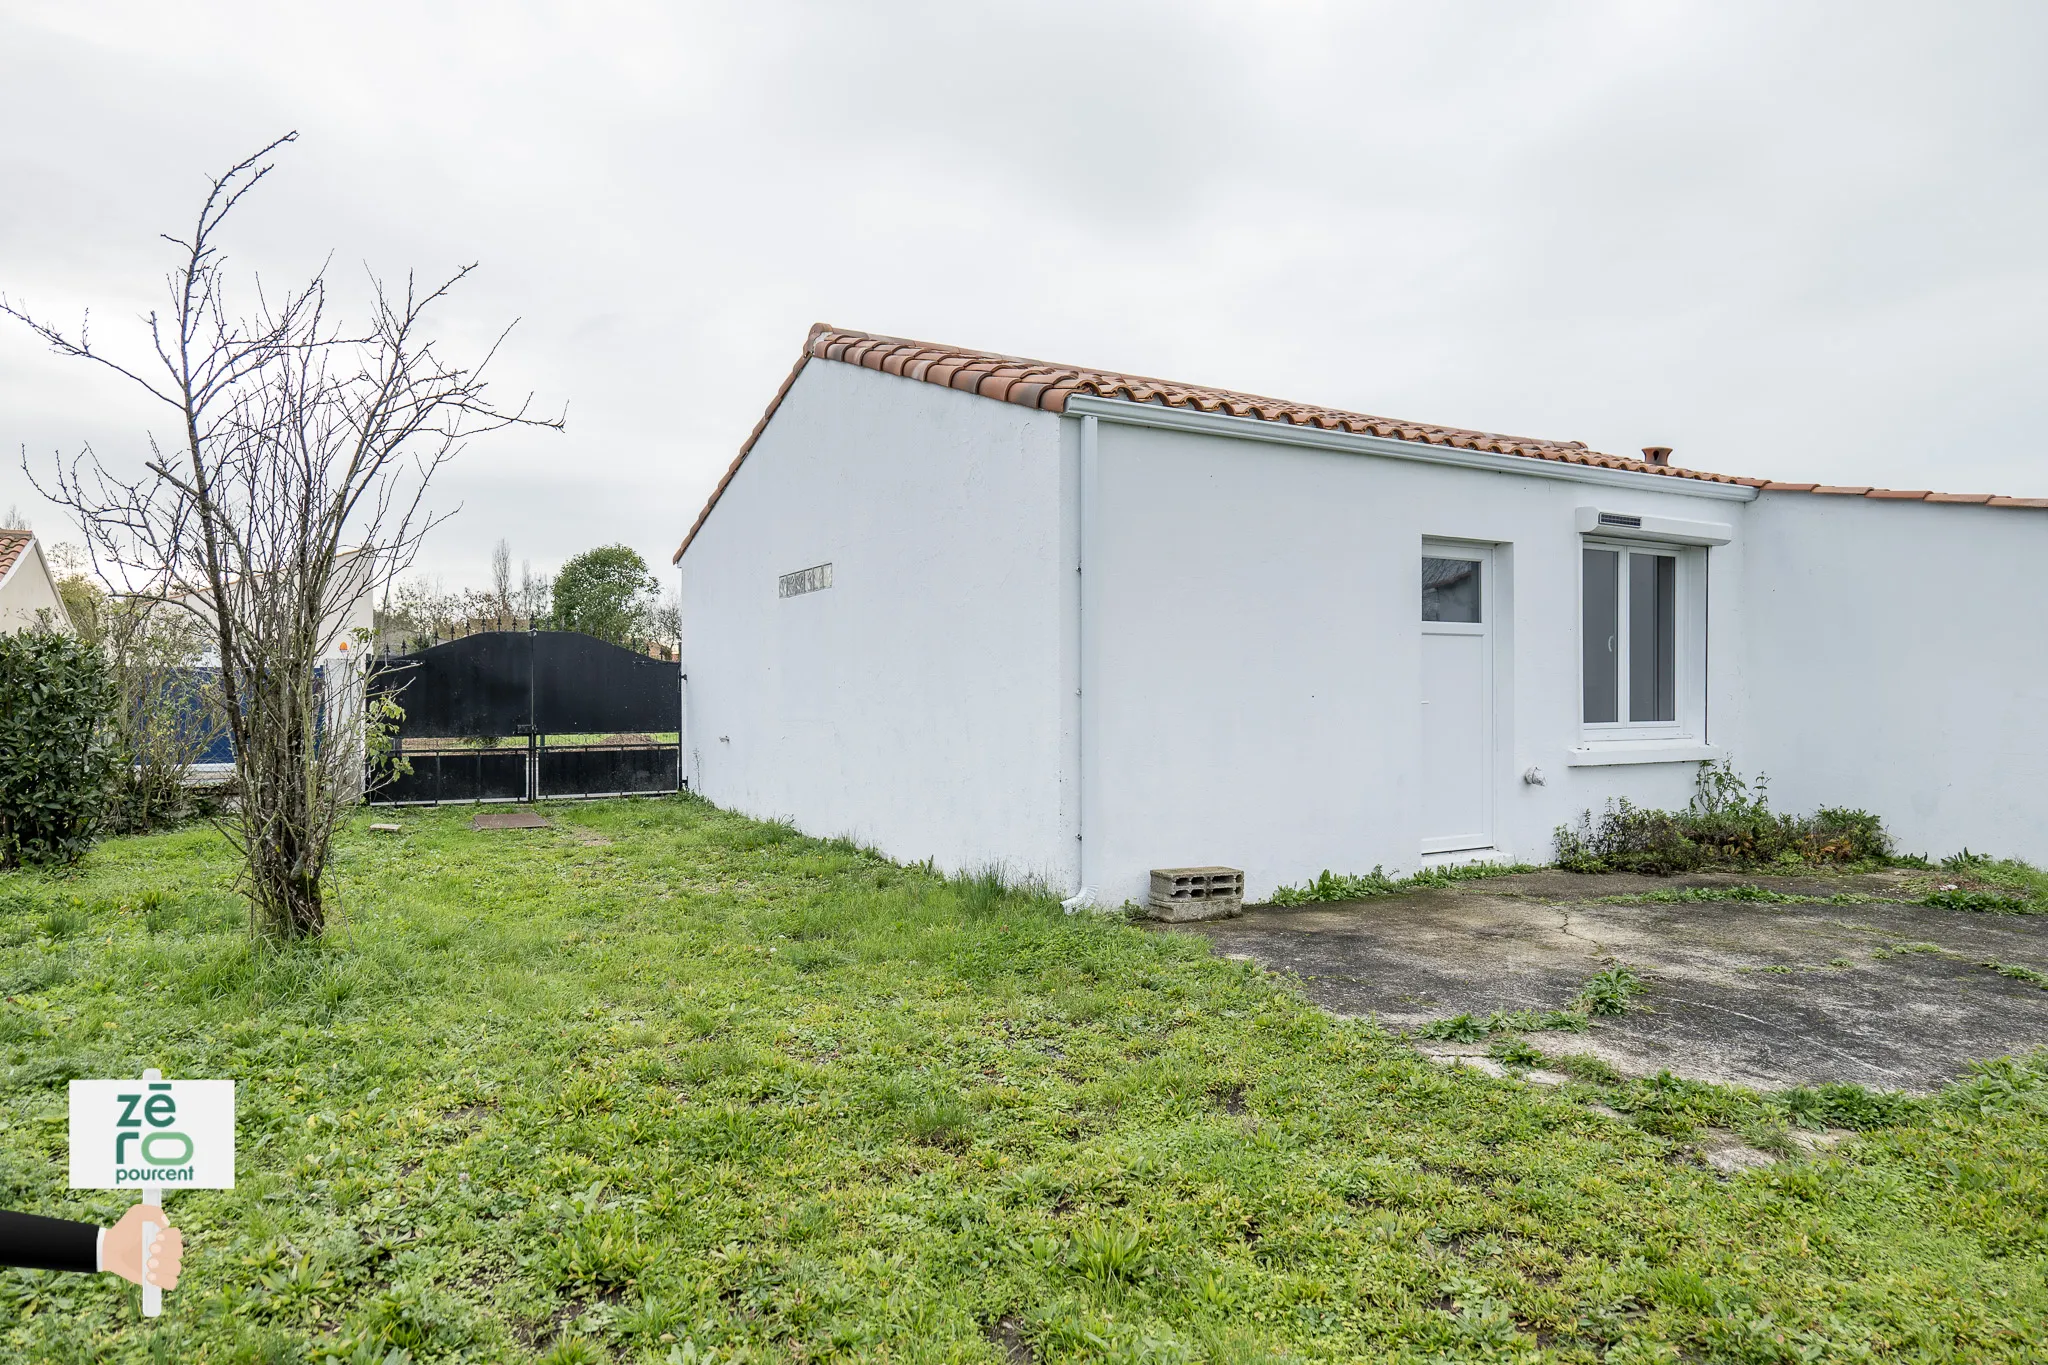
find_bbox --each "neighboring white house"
[0,529,70,634]
[675,324,2048,905]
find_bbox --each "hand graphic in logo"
[103,1204,182,1289]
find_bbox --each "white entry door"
[1419,543,1493,854]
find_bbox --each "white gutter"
[1062,394,1759,503]
[1067,412,1101,907]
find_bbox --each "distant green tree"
[551,544,659,646]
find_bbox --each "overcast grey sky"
[3,1,2043,588]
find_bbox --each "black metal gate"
[367,631,679,804]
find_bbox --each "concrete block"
[1147,866,1244,921]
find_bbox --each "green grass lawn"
[2,796,2045,1363]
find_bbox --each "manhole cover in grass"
[473,809,549,830]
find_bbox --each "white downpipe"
[1068,413,1100,908]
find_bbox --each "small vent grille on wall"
[778,563,833,598]
[1596,512,1643,529]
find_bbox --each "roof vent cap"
[1642,446,1673,466]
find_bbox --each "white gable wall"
[679,360,1074,884]
[1742,494,2048,864]
[1080,414,1757,905]
[0,537,68,634]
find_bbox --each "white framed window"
[1580,540,1699,735]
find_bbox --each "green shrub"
[0,630,116,868]
[1554,761,1892,874]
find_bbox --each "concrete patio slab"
[1158,870,2048,1092]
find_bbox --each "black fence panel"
[368,630,679,803]
[370,631,676,740]
[377,748,528,804]
[372,632,534,739]
[539,744,679,798]
[533,636,677,735]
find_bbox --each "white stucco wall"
[1078,415,1758,905]
[1742,494,2048,864]
[678,360,1073,883]
[682,360,2045,906]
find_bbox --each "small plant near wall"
[1268,860,1538,906]
[1554,760,1892,874]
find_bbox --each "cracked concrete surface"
[1158,870,2048,1092]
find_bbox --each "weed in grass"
[1646,1265,1718,1313]
[1598,883,1872,907]
[1575,965,1646,1016]
[551,1214,652,1294]
[1546,1052,1623,1085]
[1069,1222,1152,1284]
[537,1342,607,1365]
[673,1006,724,1040]
[1920,888,2036,913]
[782,940,849,973]
[1485,1007,1590,1034]
[39,899,86,939]
[1268,860,1537,906]
[136,887,180,934]
[5,1052,97,1090]
[1420,997,1607,1043]
[1415,1013,1488,1042]
[1873,941,1948,960]
[355,1279,479,1354]
[906,1092,974,1148]
[1781,1082,1918,1130]
[781,1198,839,1242]
[1489,1036,1543,1067]
[3,952,70,995]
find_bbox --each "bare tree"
[3,133,561,939]
[489,537,512,618]
[516,558,550,620]
[1,504,29,530]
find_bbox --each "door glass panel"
[1421,557,1481,623]
[1629,552,1677,722]
[1582,549,1619,723]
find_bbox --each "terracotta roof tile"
[0,530,29,582]
[673,325,2048,562]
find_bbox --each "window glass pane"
[1628,552,1677,722]
[1582,549,1619,723]
[1421,557,1481,623]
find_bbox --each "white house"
[0,529,70,634]
[674,324,2048,905]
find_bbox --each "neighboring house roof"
[0,529,71,634]
[675,323,2048,563]
[0,529,30,584]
